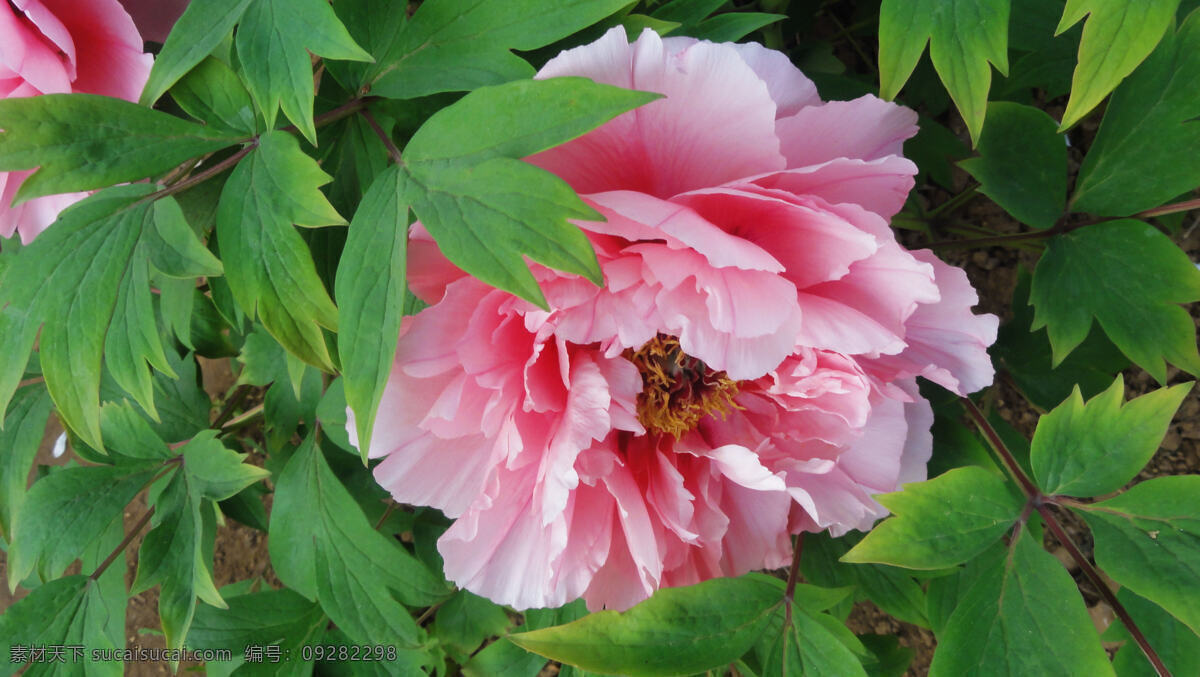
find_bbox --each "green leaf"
[234,0,371,143]
[335,166,408,459]
[686,13,786,42]
[0,385,51,541]
[1071,10,1200,215]
[928,528,1115,677]
[993,269,1129,411]
[1079,475,1200,636]
[434,590,514,654]
[800,533,930,629]
[181,431,270,500]
[877,0,1010,144]
[171,56,258,136]
[140,0,255,105]
[216,131,343,370]
[269,435,449,641]
[9,463,156,588]
[859,635,914,677]
[131,468,225,652]
[958,102,1067,228]
[1030,219,1200,382]
[369,0,632,99]
[1106,588,1200,677]
[188,588,326,654]
[146,197,225,279]
[403,77,658,306]
[0,94,241,201]
[462,639,548,677]
[100,401,174,460]
[651,0,727,25]
[759,607,868,677]
[510,576,782,676]
[325,0,410,92]
[1031,376,1191,496]
[842,466,1024,570]
[0,576,121,676]
[1055,0,1181,130]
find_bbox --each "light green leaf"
[131,468,225,653]
[928,528,1115,677]
[104,240,174,419]
[1079,475,1200,636]
[0,94,241,202]
[99,401,174,460]
[0,576,121,677]
[171,56,258,136]
[146,197,224,279]
[1031,376,1191,496]
[1071,10,1200,215]
[9,463,156,588]
[269,435,449,639]
[1030,219,1200,382]
[140,0,255,105]
[335,166,408,459]
[462,639,547,677]
[403,77,658,306]
[959,102,1067,228]
[0,385,51,542]
[759,607,868,677]
[842,466,1024,570]
[216,131,343,370]
[370,0,632,99]
[1055,0,1180,130]
[235,0,371,143]
[878,0,1010,144]
[510,576,782,676]
[181,431,270,501]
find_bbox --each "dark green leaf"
[842,466,1024,569]
[99,401,174,460]
[878,0,1010,144]
[0,94,240,201]
[1055,0,1180,130]
[860,635,914,677]
[435,590,513,654]
[1106,588,1200,677]
[370,0,632,99]
[403,78,658,306]
[928,528,1114,676]
[760,606,868,677]
[510,576,782,676]
[1079,476,1200,635]
[462,639,547,677]
[1030,219,1200,381]
[9,463,156,587]
[216,131,343,370]
[959,102,1067,228]
[1071,10,1200,215]
[1031,376,1191,496]
[235,0,371,143]
[0,576,121,677]
[140,0,255,105]
[0,385,51,541]
[687,13,786,42]
[188,588,326,654]
[326,0,410,91]
[335,166,408,458]
[801,534,930,629]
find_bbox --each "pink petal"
[752,156,918,220]
[0,2,73,94]
[776,95,918,167]
[529,27,785,198]
[40,0,150,99]
[117,0,188,43]
[407,223,467,304]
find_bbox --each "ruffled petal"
[776,95,918,167]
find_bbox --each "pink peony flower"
[350,27,998,611]
[118,0,188,44]
[0,0,153,243]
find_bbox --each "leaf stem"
[212,384,253,428]
[783,532,804,628]
[90,506,154,581]
[360,108,403,164]
[962,397,1172,677]
[138,142,255,205]
[926,184,979,220]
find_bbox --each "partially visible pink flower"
[118,0,188,44]
[0,0,152,243]
[352,28,998,611]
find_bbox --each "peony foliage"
[1,1,1199,676]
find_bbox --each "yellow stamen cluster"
[625,335,741,438]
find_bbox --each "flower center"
[625,335,741,438]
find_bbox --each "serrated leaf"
[9,463,156,589]
[928,528,1115,677]
[131,468,225,653]
[181,431,270,500]
[510,576,782,676]
[0,385,51,541]
[269,435,449,638]
[402,77,658,307]
[235,0,371,143]
[216,131,343,370]
[140,0,255,105]
[0,94,241,201]
[878,0,1010,144]
[842,466,1024,570]
[335,166,408,459]
[959,102,1067,228]
[1079,475,1200,636]
[0,576,121,677]
[0,186,217,448]
[1030,219,1200,382]
[369,0,632,99]
[1031,376,1191,496]
[1056,0,1180,130]
[1071,10,1200,215]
